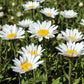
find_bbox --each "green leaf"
[73,78,80,84]
[52,77,62,84]
[0,74,3,79]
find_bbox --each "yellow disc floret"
[28,5,35,9]
[69,15,71,18]
[37,29,49,36]
[30,52,38,56]
[21,63,32,71]
[66,50,78,56]
[68,36,77,41]
[47,13,50,16]
[7,33,17,39]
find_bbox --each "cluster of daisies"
[0,0,84,74]
[56,29,84,57]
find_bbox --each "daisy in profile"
[0,24,25,40]
[11,53,44,74]
[56,41,84,57]
[56,33,62,40]
[40,8,59,18]
[59,29,84,42]
[18,19,33,28]
[33,0,45,3]
[80,19,84,25]
[18,43,45,56]
[61,10,77,18]
[22,1,41,10]
[28,21,58,41]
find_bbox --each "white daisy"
[40,8,59,18]
[80,19,84,25]
[22,1,41,10]
[59,29,84,42]
[11,53,44,74]
[28,21,58,41]
[56,41,84,57]
[33,0,45,3]
[0,24,25,40]
[61,10,77,18]
[18,19,33,28]
[18,43,45,56]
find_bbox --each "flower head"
[0,24,25,40]
[33,0,45,3]
[18,43,45,56]
[56,41,84,57]
[28,21,58,41]
[0,7,3,10]
[80,19,84,25]
[11,54,44,74]
[59,29,84,42]
[18,19,33,28]
[0,12,4,17]
[22,1,41,10]
[12,2,15,6]
[40,8,59,18]
[61,10,77,18]
[79,2,83,7]
[17,12,22,17]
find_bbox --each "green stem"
[0,38,2,74]
[33,70,36,84]
[19,74,21,84]
[42,39,48,82]
[69,59,72,84]
[45,59,48,81]
[25,30,28,45]
[26,73,29,84]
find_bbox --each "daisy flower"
[18,43,45,56]
[18,19,33,28]
[80,19,84,25]
[22,1,41,10]
[11,53,44,74]
[33,0,45,3]
[59,29,84,42]
[40,8,59,18]
[61,10,77,18]
[0,24,25,40]
[56,41,84,57]
[28,21,58,41]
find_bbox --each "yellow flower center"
[21,63,32,71]
[37,29,49,36]
[47,13,51,16]
[30,52,38,56]
[68,36,77,41]
[69,15,71,18]
[66,50,78,57]
[7,33,17,39]
[28,5,35,9]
